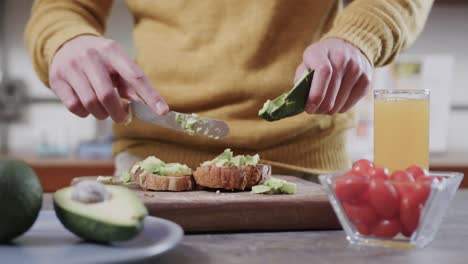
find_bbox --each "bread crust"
[131,164,194,191]
[193,164,271,190]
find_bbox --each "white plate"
[0,210,183,264]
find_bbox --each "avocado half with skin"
[259,70,314,121]
[54,181,147,243]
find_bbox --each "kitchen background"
[0,1,467,184]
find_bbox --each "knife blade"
[129,101,230,139]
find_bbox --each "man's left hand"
[294,38,373,115]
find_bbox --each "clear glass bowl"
[319,171,463,248]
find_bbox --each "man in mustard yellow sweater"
[25,0,433,175]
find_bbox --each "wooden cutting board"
[72,175,340,232]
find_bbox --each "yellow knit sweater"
[25,0,433,173]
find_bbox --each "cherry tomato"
[415,176,440,199]
[355,223,372,236]
[352,159,374,174]
[343,202,379,227]
[395,181,431,206]
[368,166,389,180]
[358,190,370,203]
[412,182,431,205]
[372,218,401,238]
[392,182,412,198]
[415,175,434,184]
[369,179,399,219]
[406,165,427,180]
[401,227,413,237]
[390,170,414,182]
[335,172,369,202]
[400,196,422,237]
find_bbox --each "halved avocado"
[259,70,314,121]
[53,183,147,243]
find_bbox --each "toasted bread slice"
[131,165,194,191]
[193,164,271,190]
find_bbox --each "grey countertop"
[43,191,468,264]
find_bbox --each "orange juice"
[374,90,430,172]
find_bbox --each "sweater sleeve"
[24,0,113,86]
[321,0,434,67]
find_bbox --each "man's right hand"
[49,35,169,123]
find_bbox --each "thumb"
[118,85,143,102]
[293,63,309,84]
[112,73,142,102]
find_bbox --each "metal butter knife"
[128,101,230,139]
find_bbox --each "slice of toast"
[193,164,271,190]
[131,165,194,191]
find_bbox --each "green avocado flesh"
[131,156,192,177]
[201,149,260,167]
[251,178,297,195]
[53,184,147,242]
[174,113,208,135]
[97,172,132,185]
[0,158,43,242]
[259,70,314,121]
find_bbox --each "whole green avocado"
[0,158,43,242]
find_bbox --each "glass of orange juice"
[374,89,430,172]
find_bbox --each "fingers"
[100,40,144,80]
[111,74,143,102]
[124,75,169,115]
[329,61,362,114]
[118,86,143,102]
[337,49,372,113]
[100,40,169,115]
[49,36,169,120]
[339,73,371,113]
[302,49,333,113]
[65,62,108,120]
[82,51,129,123]
[50,79,88,118]
[314,50,351,114]
[293,63,308,84]
[296,38,373,115]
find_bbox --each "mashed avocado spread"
[201,149,260,167]
[131,156,192,177]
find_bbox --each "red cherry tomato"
[348,190,371,206]
[392,182,412,198]
[406,165,427,180]
[343,202,379,227]
[352,159,374,174]
[415,175,434,184]
[412,182,431,206]
[355,223,372,236]
[395,181,431,206]
[416,176,441,192]
[368,166,389,180]
[390,170,415,182]
[400,196,422,237]
[369,179,400,219]
[401,227,413,237]
[372,218,401,238]
[358,190,370,203]
[335,172,369,202]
